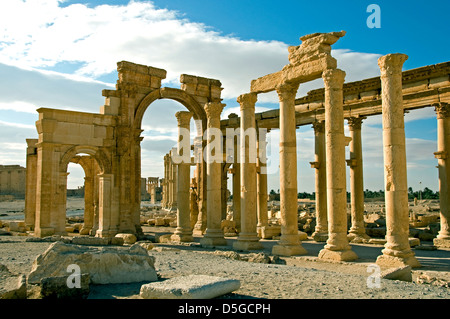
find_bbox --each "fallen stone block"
[409,237,420,247]
[140,275,240,299]
[72,236,109,246]
[40,274,90,299]
[381,265,412,282]
[0,265,27,299]
[115,233,137,245]
[28,242,158,285]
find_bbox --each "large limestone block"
[115,233,137,245]
[28,242,158,285]
[0,265,27,299]
[140,275,240,299]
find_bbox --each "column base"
[79,227,91,236]
[96,230,113,238]
[434,237,450,248]
[318,248,358,262]
[376,254,421,268]
[200,229,227,247]
[257,225,281,239]
[233,233,263,251]
[35,227,55,238]
[272,244,307,256]
[312,231,328,242]
[171,232,194,243]
[347,232,371,243]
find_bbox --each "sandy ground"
[0,198,449,300]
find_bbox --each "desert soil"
[0,198,449,300]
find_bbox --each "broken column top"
[250,31,346,94]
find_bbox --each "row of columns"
[166,53,449,267]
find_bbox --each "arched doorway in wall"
[67,154,101,236]
[134,87,207,235]
[54,146,111,237]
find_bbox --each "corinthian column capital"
[322,68,346,89]
[433,102,450,119]
[237,93,258,110]
[378,53,408,78]
[175,111,192,128]
[347,116,366,131]
[204,102,225,121]
[276,82,299,102]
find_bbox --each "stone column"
[172,111,194,242]
[272,82,307,256]
[346,116,370,242]
[96,173,114,238]
[318,69,358,262]
[257,128,270,238]
[232,131,241,232]
[233,93,263,250]
[200,102,227,247]
[24,139,38,230]
[310,121,328,242]
[162,155,168,208]
[376,53,420,267]
[433,102,450,248]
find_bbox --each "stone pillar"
[433,102,450,248]
[232,132,241,232]
[310,121,328,242]
[172,111,194,242]
[162,155,168,208]
[233,93,263,250]
[318,69,358,262]
[24,139,38,230]
[346,116,370,242]
[96,173,114,238]
[376,53,420,268]
[272,83,307,256]
[200,102,227,247]
[257,128,270,237]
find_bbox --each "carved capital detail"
[204,102,225,121]
[433,102,450,119]
[322,68,346,89]
[276,82,300,102]
[347,116,366,131]
[378,53,408,78]
[312,120,325,133]
[237,93,258,110]
[175,111,192,128]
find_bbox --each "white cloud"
[0,0,438,192]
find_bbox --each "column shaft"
[233,93,263,250]
[434,103,450,248]
[172,111,193,242]
[200,102,227,247]
[311,121,328,242]
[376,53,420,268]
[347,117,370,242]
[318,68,358,262]
[272,83,307,256]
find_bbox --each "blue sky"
[0,0,448,192]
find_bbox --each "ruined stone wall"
[0,165,26,198]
